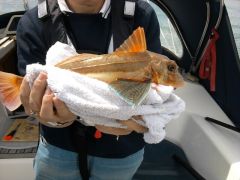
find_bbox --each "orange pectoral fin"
[0,71,23,111]
[114,27,147,53]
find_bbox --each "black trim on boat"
[195,0,225,72]
[172,154,206,180]
[205,117,240,133]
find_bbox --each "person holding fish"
[0,0,184,180]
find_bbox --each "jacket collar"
[57,0,111,18]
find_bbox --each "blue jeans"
[33,137,144,180]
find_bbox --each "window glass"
[147,1,183,57]
[225,0,240,58]
[0,0,37,15]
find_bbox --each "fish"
[0,27,184,111]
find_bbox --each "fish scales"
[56,52,151,73]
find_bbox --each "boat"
[0,0,239,179]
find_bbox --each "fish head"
[149,52,184,88]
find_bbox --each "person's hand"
[119,115,148,133]
[95,115,148,136]
[95,125,133,136]
[20,72,76,128]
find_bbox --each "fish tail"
[0,71,23,111]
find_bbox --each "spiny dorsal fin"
[114,27,147,53]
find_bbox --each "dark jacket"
[17,1,162,158]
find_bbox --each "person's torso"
[40,10,145,158]
[17,0,162,157]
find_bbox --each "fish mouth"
[172,73,185,88]
[174,80,185,88]
[158,80,184,88]
[165,78,184,88]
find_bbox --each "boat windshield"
[0,0,37,15]
[225,0,240,59]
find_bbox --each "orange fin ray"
[114,27,147,53]
[0,71,23,111]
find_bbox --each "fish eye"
[167,64,176,72]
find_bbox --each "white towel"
[26,42,185,144]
